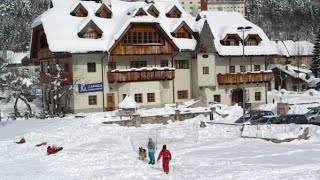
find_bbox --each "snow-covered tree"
[311,29,320,78]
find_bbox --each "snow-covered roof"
[0,51,28,64]
[32,0,198,53]
[269,64,320,83]
[197,11,278,56]
[118,95,139,109]
[271,40,314,57]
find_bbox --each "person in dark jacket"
[147,138,155,165]
[157,145,172,174]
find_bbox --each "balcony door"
[106,93,115,111]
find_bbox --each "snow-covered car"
[277,114,309,124]
[235,111,274,123]
[250,115,279,125]
[304,107,320,125]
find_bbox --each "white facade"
[207,0,245,16]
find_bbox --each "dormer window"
[134,8,147,17]
[245,34,262,46]
[95,4,112,18]
[220,34,241,46]
[70,3,88,17]
[166,6,182,18]
[78,20,103,39]
[147,5,159,17]
[171,21,193,39]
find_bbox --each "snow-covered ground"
[1,90,320,179]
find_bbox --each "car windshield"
[307,109,319,115]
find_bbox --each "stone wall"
[102,111,211,127]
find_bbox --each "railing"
[39,72,73,85]
[107,69,175,83]
[217,71,273,85]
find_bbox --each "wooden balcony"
[217,71,273,85]
[107,68,175,83]
[39,72,73,85]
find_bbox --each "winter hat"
[163,145,166,149]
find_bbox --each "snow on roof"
[197,11,278,56]
[32,0,198,53]
[269,64,317,83]
[270,40,290,57]
[282,40,314,56]
[118,95,139,109]
[0,51,28,64]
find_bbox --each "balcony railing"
[107,68,175,83]
[39,72,73,85]
[217,71,273,85]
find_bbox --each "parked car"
[250,115,279,125]
[304,107,320,125]
[235,111,274,123]
[277,114,309,124]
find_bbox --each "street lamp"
[237,26,252,123]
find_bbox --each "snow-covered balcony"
[217,71,273,85]
[107,67,175,83]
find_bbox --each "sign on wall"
[78,82,103,93]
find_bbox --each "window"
[122,94,127,99]
[135,93,143,103]
[214,95,221,103]
[246,40,258,46]
[160,60,169,67]
[147,93,155,102]
[64,63,69,72]
[178,90,188,99]
[131,61,147,68]
[108,62,116,70]
[254,65,261,71]
[123,31,163,45]
[229,66,235,73]
[87,63,96,72]
[240,65,246,72]
[174,60,189,69]
[88,95,97,105]
[203,67,209,74]
[255,92,261,101]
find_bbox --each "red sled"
[47,146,63,155]
[36,142,47,147]
[15,138,25,144]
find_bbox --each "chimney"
[201,0,207,11]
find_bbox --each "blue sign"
[78,82,103,93]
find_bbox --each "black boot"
[148,161,151,164]
[151,160,155,165]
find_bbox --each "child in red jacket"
[47,145,63,155]
[157,145,172,174]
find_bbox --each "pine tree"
[311,29,320,78]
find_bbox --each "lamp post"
[237,26,252,123]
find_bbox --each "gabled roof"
[222,34,241,41]
[147,4,160,17]
[95,3,112,17]
[32,0,198,53]
[197,11,278,56]
[78,20,103,35]
[166,5,182,17]
[245,34,262,42]
[172,21,193,34]
[70,3,88,16]
[134,7,148,17]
